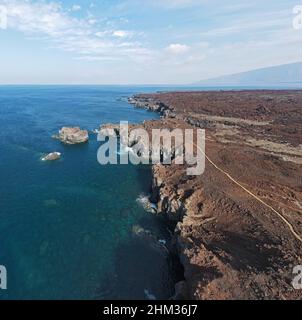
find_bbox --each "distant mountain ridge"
[195,62,302,86]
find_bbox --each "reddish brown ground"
[142,90,302,146]
[132,91,302,300]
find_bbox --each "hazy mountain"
[195,62,302,86]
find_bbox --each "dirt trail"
[195,141,302,244]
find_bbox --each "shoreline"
[125,90,302,300]
[128,95,192,299]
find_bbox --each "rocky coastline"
[125,91,302,300]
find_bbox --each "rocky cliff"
[128,91,302,300]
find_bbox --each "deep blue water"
[0,85,186,300]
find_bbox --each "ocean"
[0,85,186,300]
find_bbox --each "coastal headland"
[120,90,302,300]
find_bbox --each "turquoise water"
[0,85,185,300]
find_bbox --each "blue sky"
[0,0,301,84]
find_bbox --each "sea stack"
[54,127,89,145]
[41,152,61,161]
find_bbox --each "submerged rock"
[158,239,167,246]
[132,225,151,237]
[132,225,169,257]
[54,127,89,145]
[144,289,156,300]
[136,194,157,213]
[41,152,61,161]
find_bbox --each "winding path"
[195,141,302,244]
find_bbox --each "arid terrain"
[128,91,302,300]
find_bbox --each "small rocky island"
[41,152,61,161]
[53,127,89,145]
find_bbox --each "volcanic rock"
[54,127,89,145]
[41,152,61,161]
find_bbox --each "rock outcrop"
[98,123,139,137]
[54,127,89,145]
[129,96,177,118]
[41,152,61,161]
[98,123,121,136]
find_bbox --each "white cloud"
[147,0,204,9]
[75,56,122,62]
[113,0,205,12]
[71,4,81,12]
[95,29,134,39]
[2,0,151,64]
[113,30,132,38]
[158,43,206,73]
[95,31,111,37]
[165,43,191,54]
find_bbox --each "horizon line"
[1,83,302,87]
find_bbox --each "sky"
[0,0,302,84]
